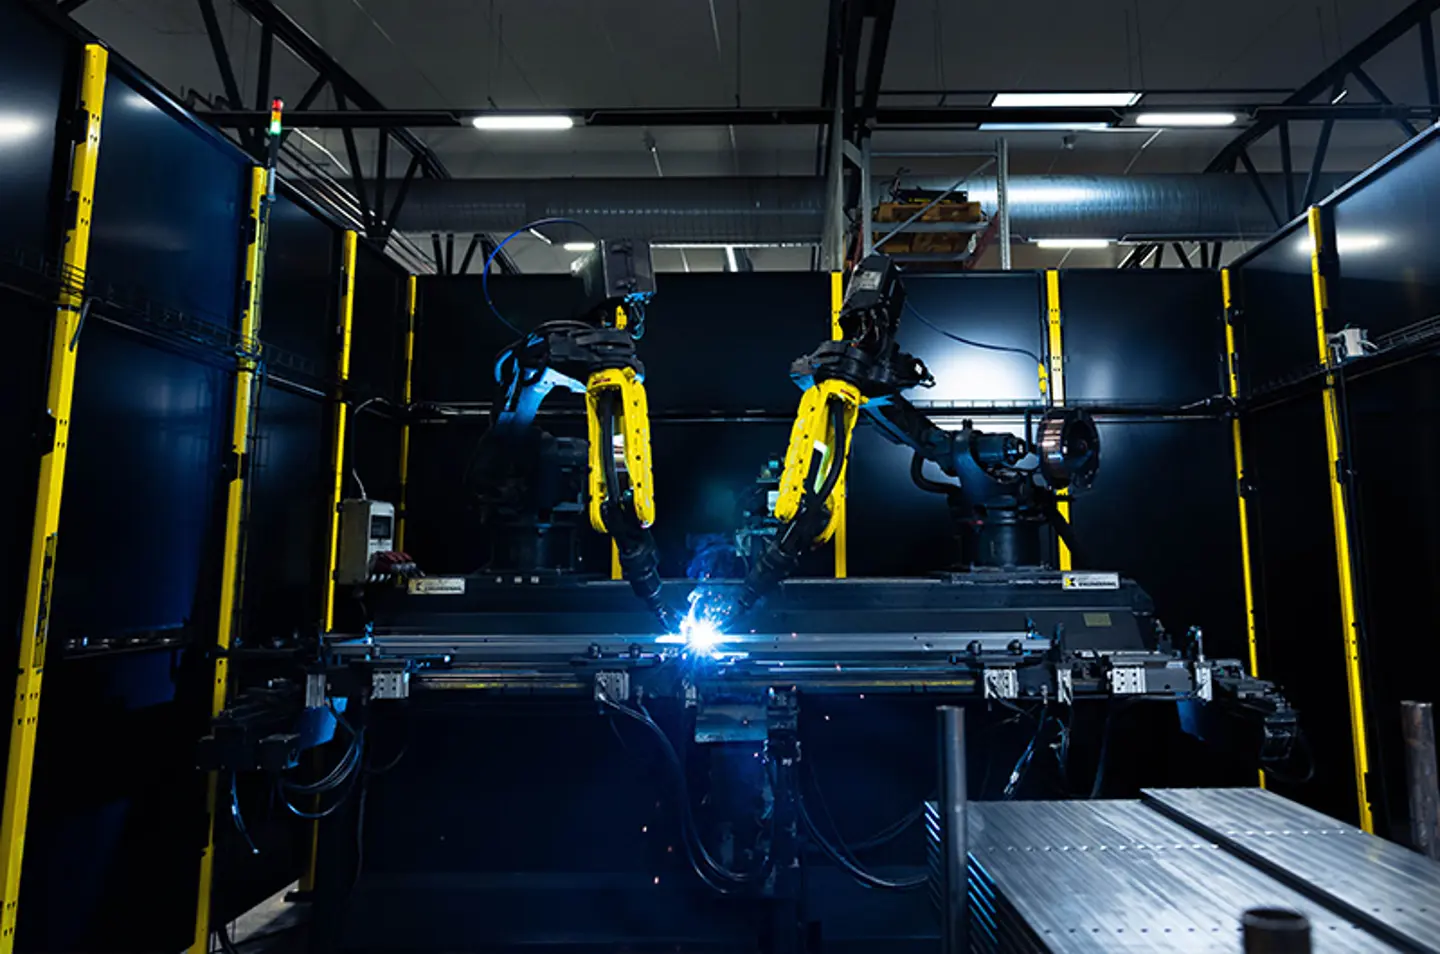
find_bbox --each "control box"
[337,499,395,585]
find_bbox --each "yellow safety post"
[396,275,416,551]
[830,271,848,578]
[188,164,270,954]
[1221,270,1262,682]
[1222,269,1266,791]
[1307,206,1375,832]
[300,231,357,894]
[0,45,107,953]
[1044,270,1071,570]
[322,231,359,634]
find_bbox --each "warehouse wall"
[411,267,1245,657]
[0,0,72,729]
[1231,124,1440,838]
[1324,131,1440,841]
[410,272,835,578]
[0,2,402,945]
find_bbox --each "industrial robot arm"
[726,253,1097,620]
[492,240,677,630]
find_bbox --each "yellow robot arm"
[585,366,655,533]
[775,378,862,546]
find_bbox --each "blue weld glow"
[681,617,723,652]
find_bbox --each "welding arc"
[598,694,771,893]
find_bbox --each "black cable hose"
[849,805,925,852]
[598,391,622,508]
[1089,697,1169,798]
[598,695,768,891]
[796,791,927,891]
[814,399,848,504]
[903,301,1044,369]
[910,451,959,497]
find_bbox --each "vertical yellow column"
[396,275,416,551]
[1221,270,1262,681]
[1222,269,1266,791]
[1044,269,1070,570]
[188,165,270,954]
[322,231,359,634]
[1307,206,1375,833]
[0,45,107,953]
[301,230,357,895]
[830,271,847,579]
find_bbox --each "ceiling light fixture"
[978,122,1114,131]
[471,113,576,131]
[1034,238,1114,249]
[562,241,596,253]
[1133,112,1238,127]
[991,92,1140,108]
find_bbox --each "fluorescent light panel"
[991,92,1140,108]
[978,122,1113,131]
[562,241,596,252]
[1133,112,1238,127]
[1034,238,1113,249]
[471,113,575,130]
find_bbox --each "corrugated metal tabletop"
[1143,787,1440,953]
[968,798,1405,952]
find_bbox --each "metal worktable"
[967,788,1440,953]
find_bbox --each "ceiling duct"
[386,173,1352,244]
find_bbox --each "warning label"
[1062,572,1120,591]
[409,577,466,595]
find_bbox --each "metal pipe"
[1241,908,1312,953]
[1402,700,1440,860]
[382,173,1352,243]
[937,705,968,954]
[997,137,1011,269]
[860,137,874,256]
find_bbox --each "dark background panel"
[1061,270,1226,405]
[242,385,330,642]
[350,243,406,403]
[416,272,831,413]
[50,323,230,642]
[649,419,829,579]
[1234,225,1320,395]
[350,411,404,514]
[0,0,69,254]
[1068,420,1245,659]
[898,272,1046,404]
[1342,359,1440,843]
[21,647,203,953]
[634,272,830,413]
[263,191,338,375]
[844,420,1007,576]
[1244,395,1357,824]
[401,415,606,576]
[1329,138,1440,341]
[87,73,245,330]
[416,276,582,404]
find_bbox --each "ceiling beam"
[1206,0,1440,171]
[228,0,449,179]
[860,0,897,122]
[198,102,1440,129]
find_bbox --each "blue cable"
[482,217,599,335]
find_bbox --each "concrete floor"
[219,881,309,953]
